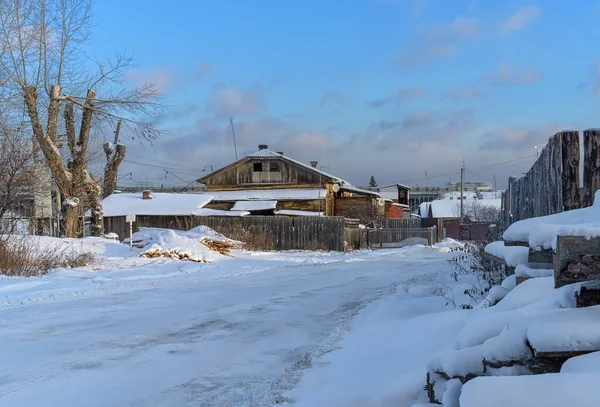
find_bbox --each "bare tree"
[102,120,125,198]
[463,200,501,224]
[0,0,162,237]
[0,119,43,235]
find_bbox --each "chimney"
[258,144,268,150]
[310,161,318,169]
[276,151,284,156]
[142,190,153,200]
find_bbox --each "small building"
[198,144,384,222]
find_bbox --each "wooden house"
[197,144,343,191]
[197,145,383,222]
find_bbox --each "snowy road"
[0,247,455,407]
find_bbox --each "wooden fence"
[385,218,422,228]
[104,215,345,251]
[502,130,597,227]
[364,227,437,249]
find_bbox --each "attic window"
[253,162,263,172]
[269,162,280,172]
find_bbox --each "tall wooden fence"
[104,215,345,251]
[502,130,600,227]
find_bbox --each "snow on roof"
[274,210,323,217]
[210,188,327,201]
[419,198,501,219]
[102,193,214,217]
[504,191,600,248]
[231,200,278,211]
[378,183,411,190]
[196,209,250,217]
[339,184,380,197]
[246,149,282,158]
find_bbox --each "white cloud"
[396,17,480,68]
[500,6,540,33]
[205,85,264,117]
[124,67,175,93]
[368,87,427,107]
[483,65,542,86]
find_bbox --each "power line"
[122,159,203,174]
[398,154,537,185]
[126,153,205,172]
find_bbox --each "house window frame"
[269,162,280,172]
[253,162,263,172]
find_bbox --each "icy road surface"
[0,246,456,406]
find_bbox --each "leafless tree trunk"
[1,0,163,238]
[102,120,126,198]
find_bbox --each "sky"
[87,0,600,189]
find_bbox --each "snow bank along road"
[0,246,455,406]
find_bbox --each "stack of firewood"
[200,237,244,255]
[141,248,211,263]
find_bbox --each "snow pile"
[527,307,600,353]
[425,277,572,401]
[515,264,553,278]
[504,190,600,249]
[561,351,600,373]
[126,227,243,262]
[484,241,528,267]
[460,373,600,407]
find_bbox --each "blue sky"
[88,0,600,188]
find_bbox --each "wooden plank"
[528,250,553,264]
[483,251,508,267]
[504,240,529,247]
[582,129,600,208]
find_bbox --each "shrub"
[0,237,95,277]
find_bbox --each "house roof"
[418,198,501,220]
[102,192,214,217]
[378,183,412,190]
[197,148,348,185]
[338,184,381,197]
[231,200,278,211]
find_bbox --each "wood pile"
[142,248,211,263]
[199,237,244,255]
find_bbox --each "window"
[269,162,280,172]
[253,162,263,172]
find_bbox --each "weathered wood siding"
[385,218,422,228]
[502,130,581,227]
[104,215,345,251]
[203,157,333,190]
[582,129,600,207]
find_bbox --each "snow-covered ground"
[0,237,468,407]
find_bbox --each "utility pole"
[493,174,497,197]
[460,158,465,224]
[229,117,238,161]
[318,165,329,214]
[425,170,428,189]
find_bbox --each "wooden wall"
[104,215,345,251]
[502,130,582,228]
[203,158,334,190]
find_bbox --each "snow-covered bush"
[0,236,95,277]
[443,240,508,309]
